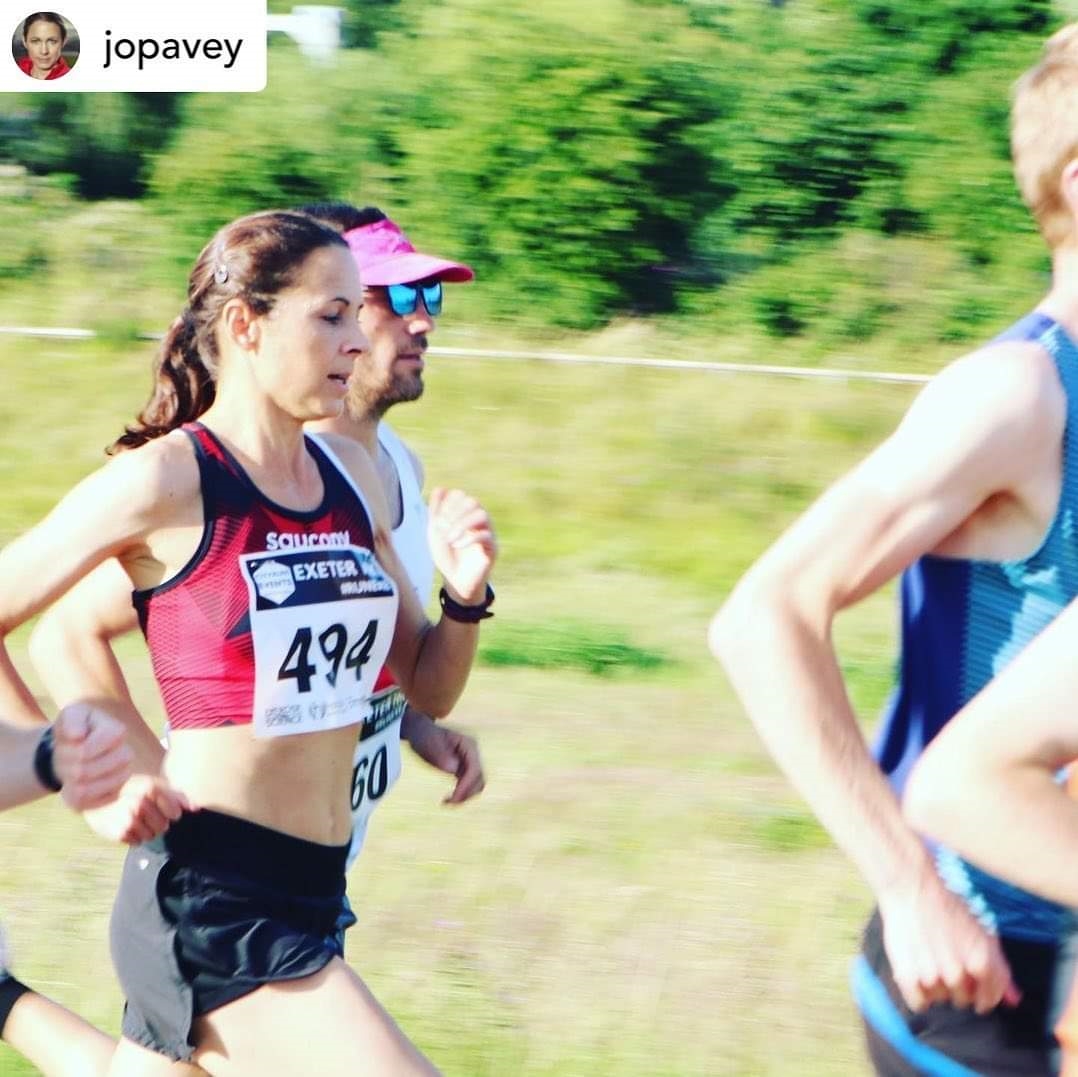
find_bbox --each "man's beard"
[364,370,425,418]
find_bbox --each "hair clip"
[213,264,229,285]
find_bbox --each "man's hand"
[82,773,195,845]
[880,866,1021,1014]
[404,713,485,804]
[53,703,133,811]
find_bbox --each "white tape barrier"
[0,326,97,339]
[429,346,931,385]
[0,327,931,386]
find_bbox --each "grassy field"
[0,335,918,1075]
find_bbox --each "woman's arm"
[29,559,163,773]
[322,434,496,718]
[904,594,1078,906]
[385,484,496,717]
[0,439,197,837]
[0,437,194,686]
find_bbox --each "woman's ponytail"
[109,310,216,453]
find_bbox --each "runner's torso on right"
[874,312,1078,944]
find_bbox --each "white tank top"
[377,422,434,607]
[309,427,435,871]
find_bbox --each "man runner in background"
[711,23,1078,1075]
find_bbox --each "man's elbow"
[710,579,754,665]
[708,604,736,673]
[708,573,802,670]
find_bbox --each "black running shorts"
[110,809,350,1063]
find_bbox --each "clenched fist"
[53,703,134,812]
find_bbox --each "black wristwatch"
[439,583,495,623]
[33,725,63,793]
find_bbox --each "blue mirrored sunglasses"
[386,280,443,317]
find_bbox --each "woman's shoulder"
[105,429,201,505]
[38,430,201,547]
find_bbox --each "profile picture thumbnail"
[12,11,78,81]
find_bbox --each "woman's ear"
[221,298,261,353]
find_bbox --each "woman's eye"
[323,314,342,325]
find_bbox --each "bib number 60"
[352,745,389,809]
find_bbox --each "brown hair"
[112,210,347,453]
[21,12,67,44]
[295,201,387,234]
[1012,23,1078,251]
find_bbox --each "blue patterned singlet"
[873,312,1078,943]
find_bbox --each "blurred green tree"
[0,94,183,198]
[146,52,403,267]
[340,0,409,47]
[377,0,730,325]
[0,0,1063,343]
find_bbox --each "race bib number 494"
[240,545,398,738]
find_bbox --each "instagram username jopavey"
[3,2,265,92]
[102,29,243,70]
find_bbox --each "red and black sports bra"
[135,423,397,733]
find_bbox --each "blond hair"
[1012,24,1078,250]
[1045,23,1078,59]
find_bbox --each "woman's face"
[247,245,369,421]
[24,19,64,75]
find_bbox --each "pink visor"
[343,218,474,286]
